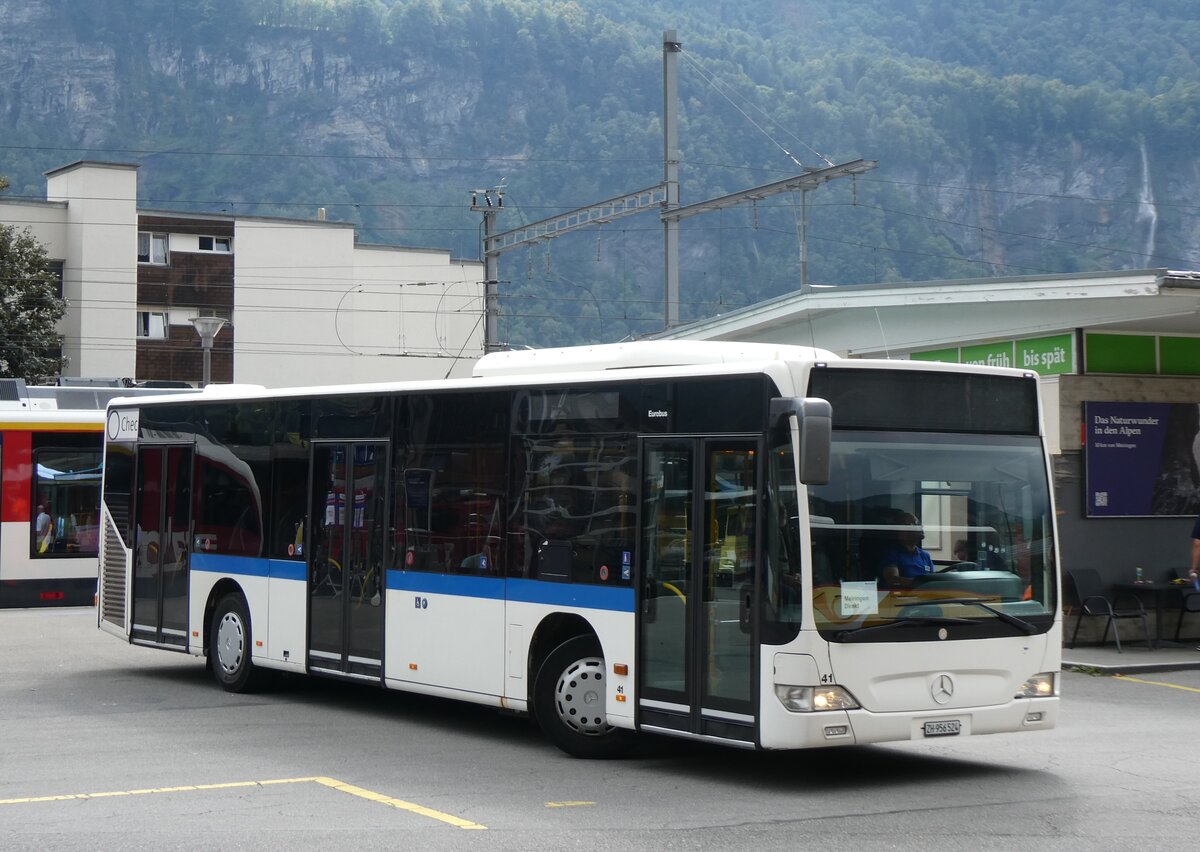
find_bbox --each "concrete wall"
[1057,374,1200,451]
[1054,374,1200,598]
[1054,452,1194,581]
[348,244,484,381]
[232,219,484,387]
[46,162,138,379]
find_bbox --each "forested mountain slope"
[2,0,1196,345]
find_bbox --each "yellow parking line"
[311,777,485,830]
[0,776,486,829]
[1114,674,1200,694]
[0,778,295,806]
[546,801,596,808]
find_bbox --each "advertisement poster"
[1084,401,1200,517]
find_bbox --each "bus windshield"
[806,431,1056,641]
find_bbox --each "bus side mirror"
[770,397,831,486]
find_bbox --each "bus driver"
[880,512,935,588]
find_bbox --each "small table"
[1113,581,1187,649]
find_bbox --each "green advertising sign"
[910,347,959,363]
[912,334,1076,375]
[960,341,1015,369]
[1159,336,1200,376]
[1085,333,1156,374]
[912,331,1200,376]
[1016,333,1074,375]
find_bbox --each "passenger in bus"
[879,512,936,587]
[35,504,53,554]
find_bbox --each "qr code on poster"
[1094,491,1108,507]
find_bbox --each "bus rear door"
[131,444,193,649]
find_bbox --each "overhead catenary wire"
[678,48,834,169]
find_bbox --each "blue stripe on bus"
[189,556,633,612]
[507,578,635,612]
[386,571,634,612]
[191,553,305,581]
[386,570,506,600]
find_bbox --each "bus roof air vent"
[0,378,30,409]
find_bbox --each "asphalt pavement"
[1062,640,1200,674]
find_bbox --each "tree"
[0,176,67,383]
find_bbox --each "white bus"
[97,342,1060,757]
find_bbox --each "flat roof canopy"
[658,269,1200,357]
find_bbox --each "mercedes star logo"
[931,674,955,705]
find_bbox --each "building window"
[48,260,64,298]
[198,236,231,253]
[138,311,168,339]
[137,232,168,264]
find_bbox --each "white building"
[0,161,485,386]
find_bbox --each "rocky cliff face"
[2,0,1195,332]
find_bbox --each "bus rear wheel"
[534,635,633,759]
[209,593,264,693]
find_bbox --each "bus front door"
[131,444,193,649]
[638,438,759,744]
[307,441,389,679]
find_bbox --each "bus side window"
[511,435,635,585]
[395,391,508,575]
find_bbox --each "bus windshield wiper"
[836,616,973,642]
[901,598,1039,635]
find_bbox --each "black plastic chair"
[1174,584,1200,643]
[1067,568,1152,652]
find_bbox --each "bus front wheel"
[209,593,263,693]
[533,635,633,759]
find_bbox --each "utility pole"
[662,30,682,328]
[470,189,502,353]
[799,189,809,293]
[469,29,876,342]
[471,183,667,352]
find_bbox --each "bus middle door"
[307,441,389,680]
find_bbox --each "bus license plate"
[923,719,961,737]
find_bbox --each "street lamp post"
[190,315,227,387]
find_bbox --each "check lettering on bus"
[106,408,140,441]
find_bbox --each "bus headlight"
[775,684,860,713]
[1016,672,1057,698]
